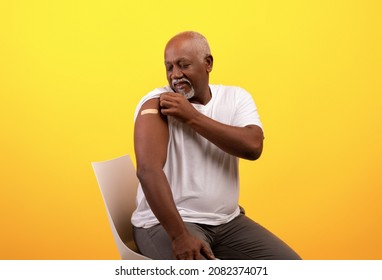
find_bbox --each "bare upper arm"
[134,98,169,170]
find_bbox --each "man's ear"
[205,55,213,73]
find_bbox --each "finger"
[160,99,176,108]
[160,92,179,102]
[160,92,178,100]
[161,92,184,102]
[194,249,204,260]
[176,252,193,260]
[195,251,204,260]
[160,108,171,115]
[201,244,216,260]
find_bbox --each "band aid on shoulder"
[141,108,159,115]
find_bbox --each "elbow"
[244,142,263,161]
[241,125,264,161]
[136,165,149,183]
[136,164,163,184]
[245,150,262,161]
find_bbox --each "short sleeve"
[232,87,263,131]
[134,86,172,121]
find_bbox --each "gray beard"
[177,87,195,99]
[171,78,195,99]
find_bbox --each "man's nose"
[171,66,183,79]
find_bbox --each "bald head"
[165,31,211,62]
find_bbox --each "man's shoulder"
[134,86,172,120]
[145,85,172,98]
[139,85,172,104]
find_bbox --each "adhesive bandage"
[140,109,159,115]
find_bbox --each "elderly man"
[132,31,300,260]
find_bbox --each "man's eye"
[180,64,190,69]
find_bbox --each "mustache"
[171,78,191,88]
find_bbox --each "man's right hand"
[172,231,215,260]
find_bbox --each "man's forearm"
[186,112,263,160]
[137,167,188,240]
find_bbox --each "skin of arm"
[134,98,215,260]
[159,92,264,160]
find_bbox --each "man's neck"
[189,86,212,105]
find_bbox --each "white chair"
[92,155,150,260]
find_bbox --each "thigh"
[213,214,302,260]
[133,224,174,260]
[133,223,213,260]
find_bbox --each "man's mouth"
[174,82,189,92]
[172,78,191,93]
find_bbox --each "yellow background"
[1,0,381,259]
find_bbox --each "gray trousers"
[133,213,301,260]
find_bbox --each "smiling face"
[164,32,213,104]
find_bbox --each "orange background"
[1,0,381,259]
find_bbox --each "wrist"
[169,226,189,242]
[186,110,203,127]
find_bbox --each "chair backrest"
[92,155,150,260]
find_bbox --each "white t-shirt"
[131,84,263,228]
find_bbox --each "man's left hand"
[159,92,199,123]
